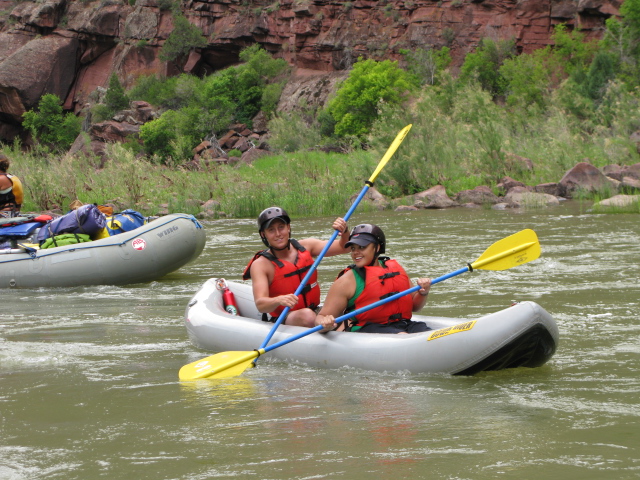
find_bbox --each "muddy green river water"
[1,202,639,479]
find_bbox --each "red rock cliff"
[0,0,621,143]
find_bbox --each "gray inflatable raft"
[0,213,206,288]
[184,279,559,376]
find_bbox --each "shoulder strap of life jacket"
[242,238,307,280]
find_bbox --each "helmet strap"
[368,244,380,266]
[259,232,270,248]
[269,239,291,252]
[260,231,291,251]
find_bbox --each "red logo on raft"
[132,238,147,251]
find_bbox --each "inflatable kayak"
[0,213,206,288]
[184,279,559,376]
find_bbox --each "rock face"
[0,0,621,143]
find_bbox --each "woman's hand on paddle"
[417,277,431,296]
[412,277,431,311]
[315,314,336,333]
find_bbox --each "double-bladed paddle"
[254,124,413,353]
[178,229,540,380]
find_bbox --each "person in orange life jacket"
[0,154,23,218]
[314,224,432,334]
[243,206,350,328]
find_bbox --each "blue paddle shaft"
[257,184,372,350]
[261,265,471,354]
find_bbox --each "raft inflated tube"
[0,248,27,254]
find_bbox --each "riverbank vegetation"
[3,1,640,217]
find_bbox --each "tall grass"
[367,79,640,198]
[3,142,374,218]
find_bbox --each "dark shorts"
[356,319,431,334]
[262,313,279,323]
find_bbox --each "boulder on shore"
[559,162,617,198]
[413,185,458,209]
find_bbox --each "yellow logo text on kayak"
[427,320,477,341]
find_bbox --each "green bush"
[267,112,322,153]
[128,46,288,159]
[261,82,286,117]
[202,45,289,126]
[91,103,113,123]
[459,37,516,96]
[22,94,81,150]
[582,50,617,101]
[127,74,177,108]
[139,110,179,160]
[326,58,418,139]
[500,47,551,108]
[105,73,130,112]
[239,44,289,78]
[138,105,217,164]
[551,24,598,77]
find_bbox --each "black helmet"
[257,206,291,231]
[345,224,386,255]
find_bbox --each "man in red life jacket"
[243,207,350,327]
[315,224,432,334]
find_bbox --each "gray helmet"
[257,206,291,249]
[257,206,291,231]
[345,224,386,255]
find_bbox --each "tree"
[22,94,81,150]
[239,43,289,79]
[159,15,207,63]
[202,45,289,125]
[500,47,552,108]
[326,58,418,139]
[583,50,617,100]
[460,37,515,96]
[402,46,452,85]
[105,73,130,112]
[601,0,640,87]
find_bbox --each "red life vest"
[342,258,413,327]
[243,238,320,317]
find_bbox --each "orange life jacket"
[243,238,320,317]
[341,258,413,327]
[0,173,22,210]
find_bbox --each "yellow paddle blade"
[471,229,540,271]
[179,350,260,381]
[368,124,412,184]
